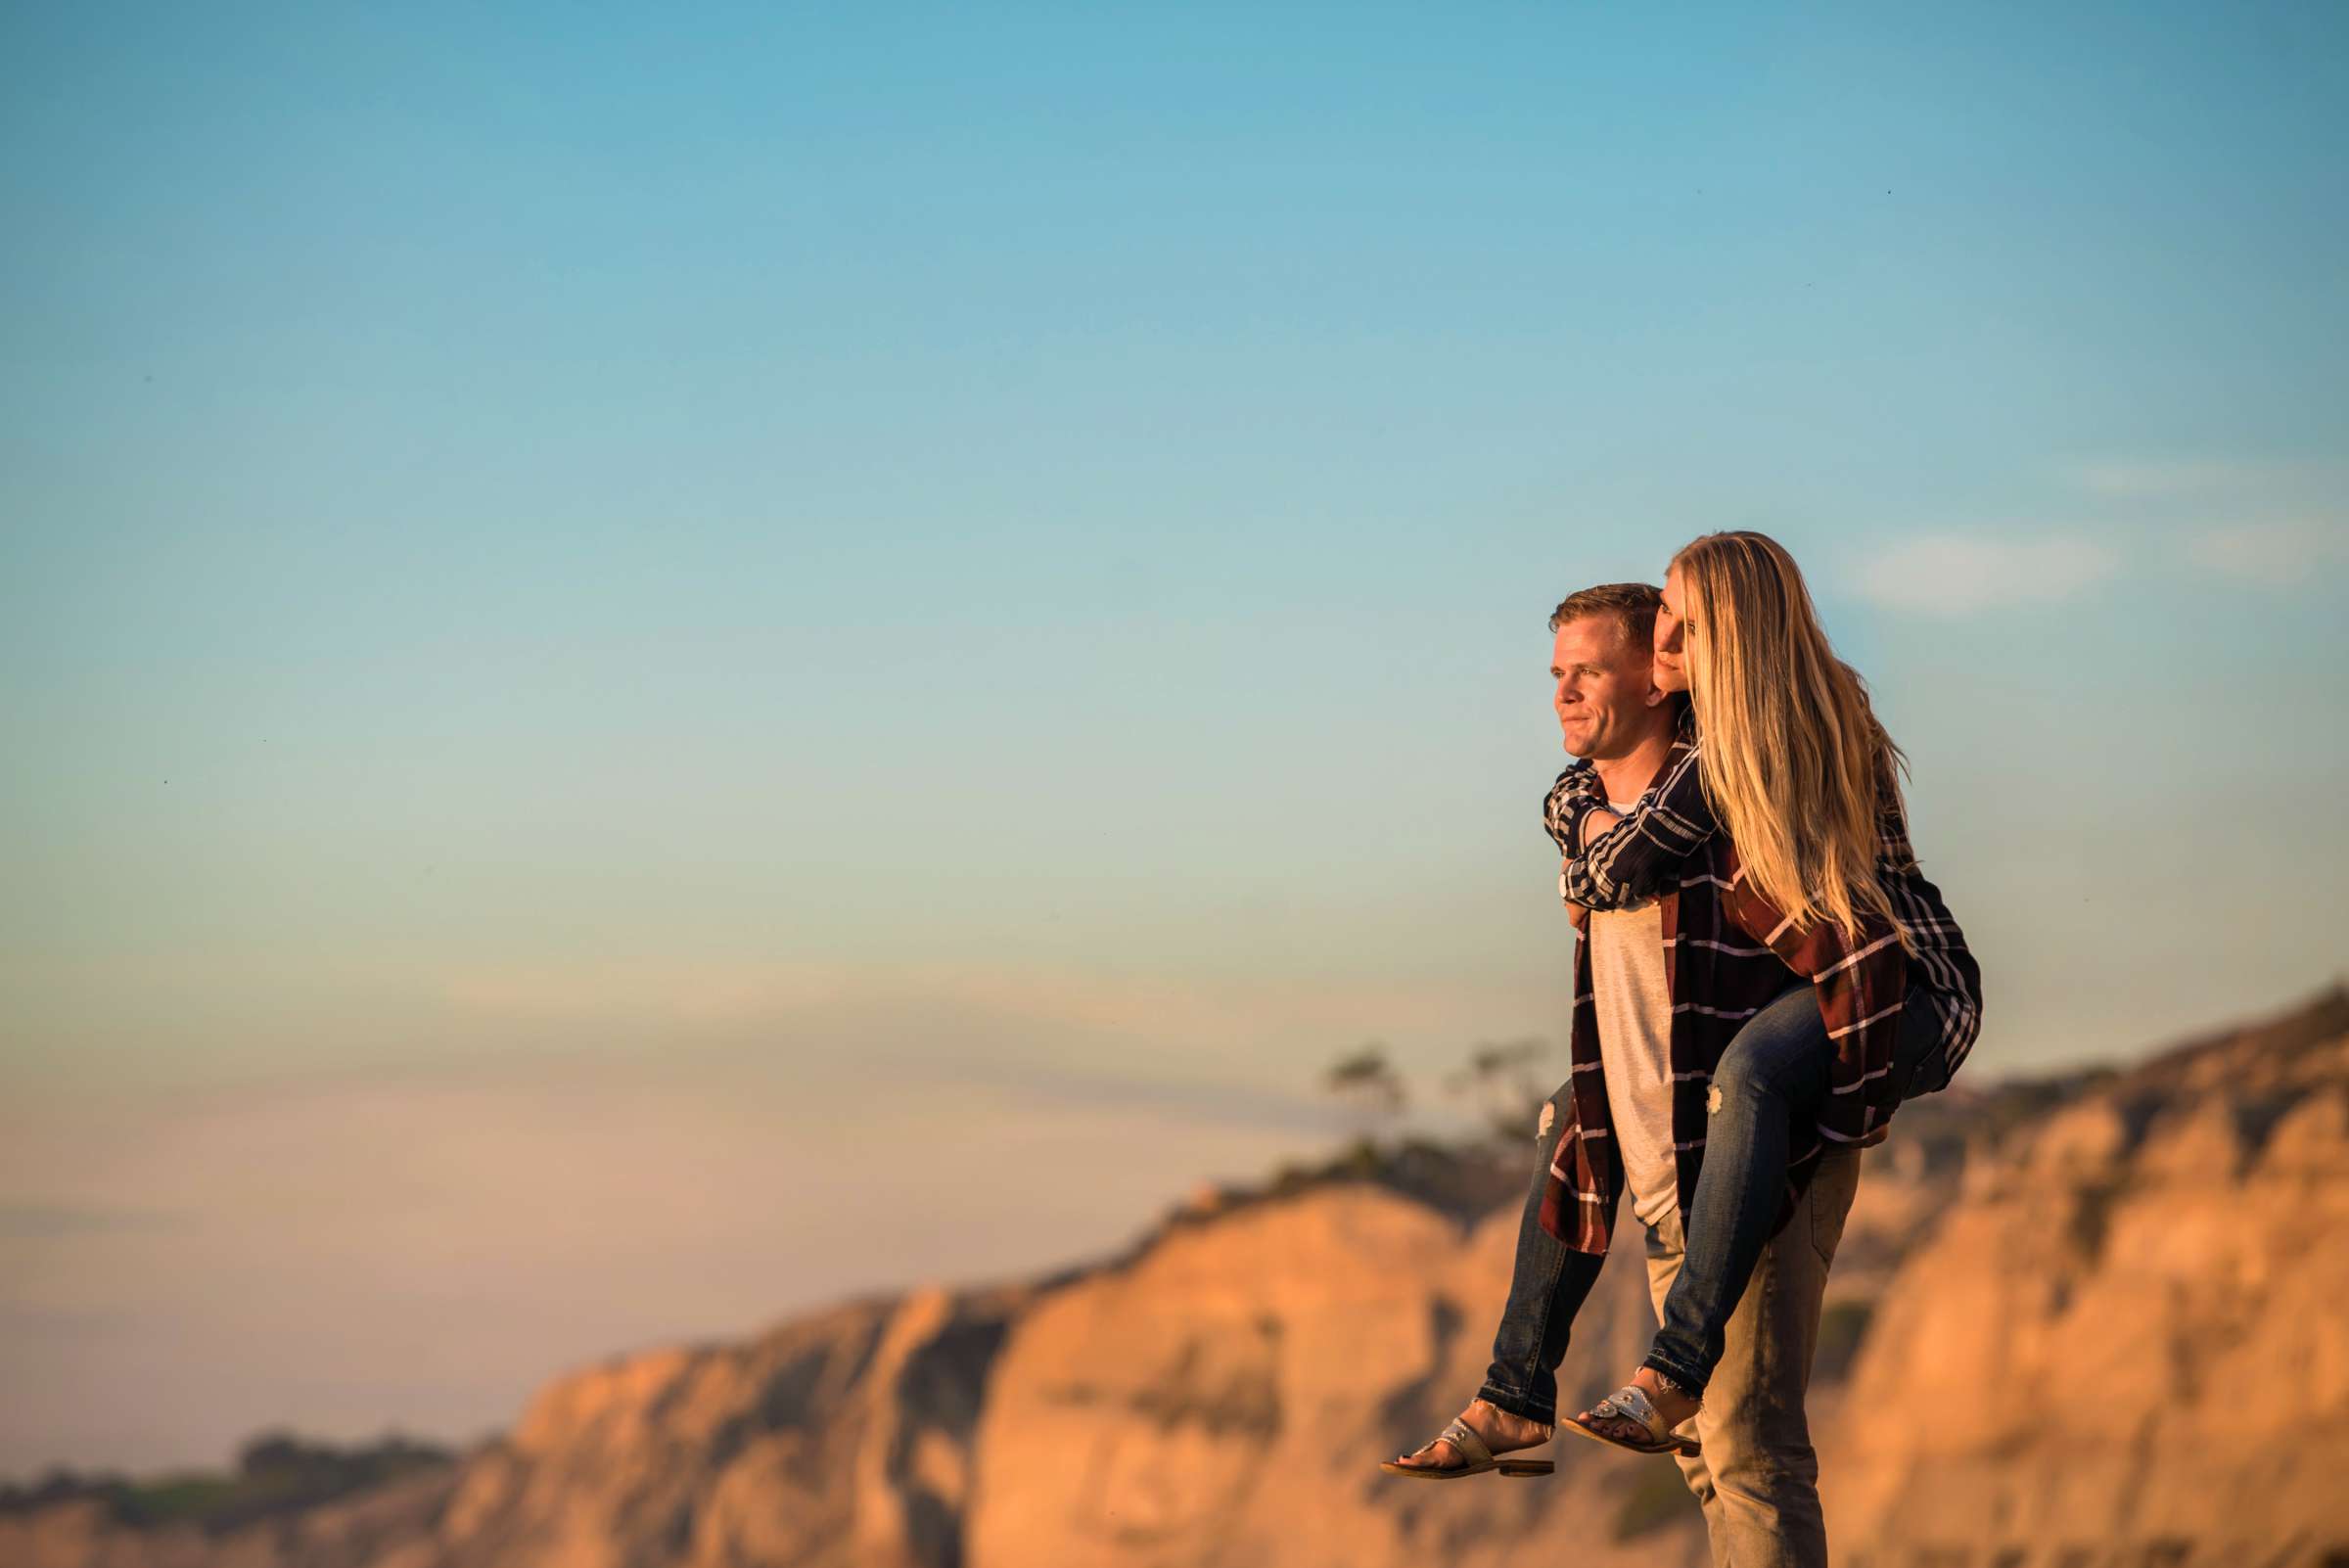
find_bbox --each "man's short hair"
[1548,582,1663,652]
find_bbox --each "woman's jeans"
[1640,982,1951,1397]
[1477,982,1948,1423]
[1476,1107,1613,1426]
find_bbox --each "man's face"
[1550,614,1661,760]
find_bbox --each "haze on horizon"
[4,1,2345,1478]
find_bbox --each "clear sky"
[4,1,2344,1475]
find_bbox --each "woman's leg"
[1478,1084,1617,1423]
[1891,990,1954,1102]
[1642,983,1833,1397]
[1642,984,1945,1398]
[1391,1084,1616,1469]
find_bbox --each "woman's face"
[1652,566,1690,693]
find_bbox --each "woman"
[1559,530,1983,1453]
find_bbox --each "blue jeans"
[1477,983,1948,1424]
[1476,1084,1614,1425]
[1640,982,1950,1397]
[1642,1147,1862,1568]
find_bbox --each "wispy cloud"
[2185,519,2349,587]
[437,958,1483,1049]
[2063,456,2345,591]
[1854,533,2119,616]
[2072,459,2255,498]
[0,1203,189,1240]
[439,961,856,1024]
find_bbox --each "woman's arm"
[1559,718,1720,908]
[1542,771,1594,933]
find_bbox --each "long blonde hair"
[1671,531,1907,945]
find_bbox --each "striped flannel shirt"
[1558,707,1984,1084]
[1533,720,1969,1255]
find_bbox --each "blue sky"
[4,1,2345,1473]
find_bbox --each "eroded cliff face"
[2,1287,1023,1568]
[10,991,2348,1568]
[965,1180,1703,1568]
[427,1284,1023,1568]
[1823,992,2349,1568]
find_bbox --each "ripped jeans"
[1477,982,1949,1423]
[1639,982,1951,1398]
[1477,986,1947,1568]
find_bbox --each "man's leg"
[1643,1147,1863,1568]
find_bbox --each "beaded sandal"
[1563,1383,1702,1457]
[1379,1415,1555,1479]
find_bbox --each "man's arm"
[1560,729,1719,909]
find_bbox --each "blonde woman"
[1555,531,1983,1463]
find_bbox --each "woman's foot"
[1388,1398,1554,1472]
[1572,1366,1699,1446]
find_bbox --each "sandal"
[1379,1415,1555,1480]
[1563,1384,1701,1458]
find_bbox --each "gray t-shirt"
[1585,799,1678,1229]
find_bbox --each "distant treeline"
[0,1431,455,1534]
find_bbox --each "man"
[1384,581,1866,1568]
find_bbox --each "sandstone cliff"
[8,990,2347,1568]
[1821,989,2349,1568]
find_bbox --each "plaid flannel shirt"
[1535,714,1978,1255]
[1561,707,1984,1084]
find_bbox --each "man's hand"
[1579,805,1622,849]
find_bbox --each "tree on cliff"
[1446,1036,1552,1146]
[1324,1042,1405,1145]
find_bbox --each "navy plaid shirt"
[1535,713,1982,1254]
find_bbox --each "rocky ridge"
[7,989,2346,1568]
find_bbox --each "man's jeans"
[1643,1147,1861,1568]
[1643,984,1950,1398]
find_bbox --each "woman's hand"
[1564,888,1589,933]
[1580,806,1622,849]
